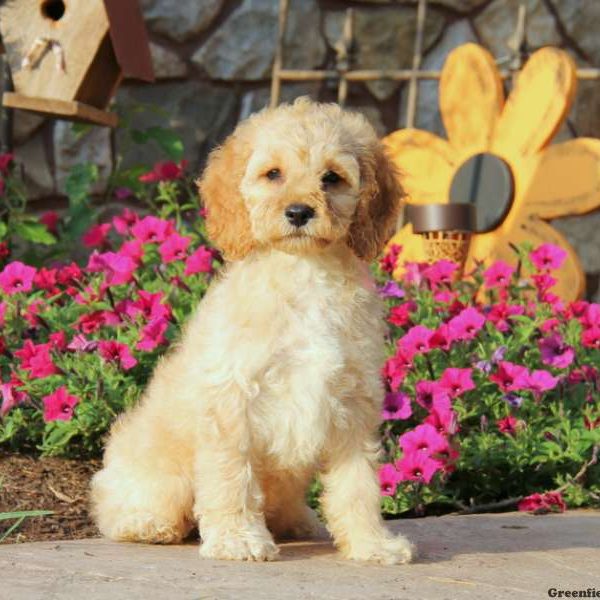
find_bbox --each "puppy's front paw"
[344,534,415,565]
[200,533,279,562]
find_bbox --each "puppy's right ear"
[198,134,255,261]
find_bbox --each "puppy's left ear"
[346,143,404,262]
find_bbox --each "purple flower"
[539,333,575,369]
[491,346,508,363]
[504,393,523,408]
[382,392,412,421]
[378,281,405,299]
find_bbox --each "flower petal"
[440,43,504,154]
[383,129,455,205]
[492,48,577,159]
[386,223,426,279]
[469,216,584,301]
[522,138,600,219]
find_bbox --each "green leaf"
[0,510,53,542]
[13,221,57,245]
[0,510,54,520]
[65,163,99,208]
[145,127,184,161]
[0,221,7,240]
[130,129,149,144]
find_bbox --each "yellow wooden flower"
[384,43,600,301]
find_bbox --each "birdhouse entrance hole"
[40,0,65,22]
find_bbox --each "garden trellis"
[270,0,600,128]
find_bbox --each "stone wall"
[8,0,600,298]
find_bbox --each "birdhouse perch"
[0,0,154,127]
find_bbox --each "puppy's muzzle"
[285,204,315,228]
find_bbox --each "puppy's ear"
[198,134,254,261]
[346,144,404,262]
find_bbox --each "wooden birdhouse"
[0,0,154,127]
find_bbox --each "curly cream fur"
[91,98,414,564]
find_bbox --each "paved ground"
[2,511,599,600]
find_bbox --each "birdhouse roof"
[104,0,154,83]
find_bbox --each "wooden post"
[404,0,428,129]
[270,0,290,108]
[336,9,354,106]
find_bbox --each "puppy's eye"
[321,170,342,186]
[265,168,281,181]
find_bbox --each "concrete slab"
[1,511,599,600]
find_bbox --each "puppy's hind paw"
[200,534,279,562]
[344,534,416,565]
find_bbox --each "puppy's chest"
[247,278,381,466]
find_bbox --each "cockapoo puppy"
[91,97,414,564]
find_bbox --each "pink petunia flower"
[0,261,37,295]
[398,325,435,358]
[425,407,459,436]
[42,386,80,422]
[526,370,560,397]
[486,303,525,333]
[399,423,449,457]
[131,216,174,244]
[530,243,567,271]
[158,233,191,263]
[448,307,485,342]
[439,368,475,398]
[56,262,82,286]
[119,239,144,263]
[518,491,566,514]
[112,208,139,234]
[423,260,458,286]
[379,244,402,274]
[39,211,59,235]
[582,327,600,350]
[14,341,59,379]
[490,361,530,393]
[388,301,417,328]
[34,267,59,292]
[0,301,6,327]
[136,317,169,351]
[49,331,68,351]
[497,415,521,436]
[87,251,137,286]
[0,381,28,416]
[378,463,401,496]
[581,303,600,329]
[382,351,411,391]
[396,451,443,484]
[382,391,412,421]
[129,291,171,322]
[539,333,575,369]
[430,323,453,351]
[139,160,187,183]
[0,152,13,175]
[82,223,111,248]
[403,261,428,286]
[433,289,456,304]
[77,311,107,334]
[98,340,138,371]
[415,380,451,412]
[184,246,214,276]
[483,260,515,288]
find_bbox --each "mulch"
[0,452,101,543]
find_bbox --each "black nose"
[285,204,315,227]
